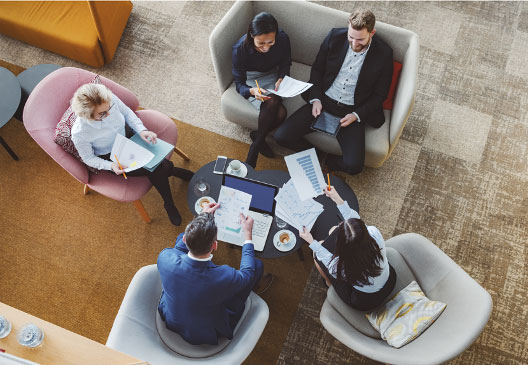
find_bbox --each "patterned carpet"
[279,1,528,364]
[1,1,527,364]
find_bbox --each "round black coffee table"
[0,66,22,160]
[187,159,359,259]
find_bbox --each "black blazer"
[302,28,393,128]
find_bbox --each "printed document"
[267,76,312,98]
[215,186,252,244]
[284,148,326,201]
[275,179,323,231]
[130,134,174,172]
[110,133,154,172]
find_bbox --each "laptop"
[219,174,278,251]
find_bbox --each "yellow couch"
[0,1,132,67]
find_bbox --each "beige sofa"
[209,1,419,168]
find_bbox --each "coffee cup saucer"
[273,230,296,252]
[194,196,216,214]
[225,161,248,178]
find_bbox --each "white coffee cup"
[229,160,242,174]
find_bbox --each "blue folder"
[130,134,174,172]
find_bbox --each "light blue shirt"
[71,94,146,171]
[308,201,389,293]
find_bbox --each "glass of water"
[17,323,44,348]
[0,315,11,338]
[275,216,287,229]
[193,177,210,197]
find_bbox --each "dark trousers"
[99,154,176,208]
[314,230,396,311]
[224,259,264,330]
[274,94,365,175]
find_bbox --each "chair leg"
[0,136,19,160]
[174,146,190,161]
[133,200,151,223]
[83,184,90,195]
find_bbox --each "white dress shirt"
[71,94,146,171]
[187,240,253,262]
[308,201,389,293]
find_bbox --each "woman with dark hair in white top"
[300,186,396,311]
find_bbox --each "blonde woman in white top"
[71,83,193,226]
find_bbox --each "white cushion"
[366,281,447,348]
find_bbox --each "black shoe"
[245,142,259,168]
[172,167,194,181]
[250,131,274,158]
[254,273,274,295]
[164,204,182,226]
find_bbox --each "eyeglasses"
[96,103,114,120]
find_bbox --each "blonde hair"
[348,9,376,33]
[71,83,113,120]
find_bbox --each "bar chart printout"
[284,148,326,201]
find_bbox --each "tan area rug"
[0,59,312,365]
[1,1,528,364]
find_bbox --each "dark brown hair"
[332,218,383,286]
[184,213,218,256]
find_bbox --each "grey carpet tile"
[399,92,435,145]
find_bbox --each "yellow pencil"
[114,154,128,180]
[327,173,331,191]
[255,79,269,100]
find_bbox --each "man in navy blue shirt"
[157,202,272,345]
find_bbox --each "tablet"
[310,111,341,136]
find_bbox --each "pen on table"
[327,173,331,191]
[114,154,128,180]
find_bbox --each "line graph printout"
[284,148,326,201]
[275,179,323,231]
[215,186,252,244]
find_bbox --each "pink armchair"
[23,67,190,222]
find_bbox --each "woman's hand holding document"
[266,76,312,98]
[110,134,154,172]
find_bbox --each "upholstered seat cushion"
[155,295,252,358]
[326,247,417,339]
[0,1,132,67]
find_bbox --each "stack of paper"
[274,179,323,231]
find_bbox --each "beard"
[350,35,371,52]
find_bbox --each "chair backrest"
[210,1,418,90]
[23,67,140,184]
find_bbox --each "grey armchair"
[106,265,269,364]
[209,0,419,168]
[319,233,492,365]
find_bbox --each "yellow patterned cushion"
[366,281,446,348]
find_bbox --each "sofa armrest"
[389,32,419,148]
[209,1,253,93]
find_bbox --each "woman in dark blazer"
[232,12,291,168]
